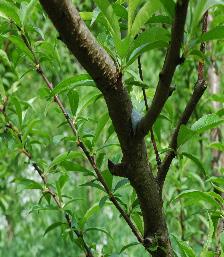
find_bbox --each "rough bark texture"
[39,0,190,256]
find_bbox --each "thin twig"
[157,11,209,189]
[137,0,190,138]
[137,56,161,170]
[2,103,93,257]
[16,27,143,245]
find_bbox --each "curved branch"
[157,11,209,189]
[157,79,207,188]
[39,0,119,91]
[137,0,189,138]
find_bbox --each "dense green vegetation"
[0,0,224,256]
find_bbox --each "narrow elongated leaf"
[191,0,224,36]
[207,176,224,186]
[126,40,167,66]
[128,0,141,33]
[80,180,105,191]
[12,97,22,127]
[182,152,206,176]
[160,0,175,17]
[79,11,93,21]
[177,125,196,147]
[0,1,21,26]
[80,203,100,228]
[0,49,11,67]
[14,178,42,190]
[114,178,129,192]
[130,1,161,38]
[191,114,224,133]
[201,26,224,41]
[44,222,66,236]
[50,74,94,96]
[21,0,38,26]
[85,227,112,238]
[175,190,220,208]
[68,90,79,116]
[120,242,139,253]
[113,3,128,19]
[8,35,33,61]
[94,0,120,40]
[208,142,224,152]
[200,214,214,257]
[172,235,197,257]
[93,113,109,144]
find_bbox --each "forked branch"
[137,0,189,138]
[157,11,209,188]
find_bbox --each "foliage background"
[0,0,224,256]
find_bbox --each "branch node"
[108,159,127,177]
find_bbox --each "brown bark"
[38,0,191,255]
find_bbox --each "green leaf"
[50,74,95,96]
[177,125,196,147]
[207,176,224,186]
[11,97,22,127]
[181,152,206,176]
[102,170,113,191]
[22,118,40,142]
[58,174,69,190]
[175,190,220,209]
[128,0,141,34]
[8,35,33,61]
[0,1,21,26]
[44,222,66,236]
[126,40,167,66]
[201,26,224,41]
[68,90,79,116]
[200,214,214,257]
[191,114,224,133]
[131,212,143,234]
[94,0,120,40]
[114,178,129,192]
[99,195,108,208]
[120,242,139,253]
[125,77,149,89]
[79,11,93,21]
[80,203,100,228]
[148,15,172,24]
[85,227,112,239]
[208,142,224,152]
[191,0,224,36]
[113,3,128,20]
[50,152,69,167]
[130,1,161,38]
[0,49,11,67]
[172,235,197,257]
[62,162,92,175]
[160,0,175,17]
[14,177,42,190]
[21,0,38,26]
[77,92,102,115]
[80,180,105,192]
[93,112,109,144]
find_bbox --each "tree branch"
[15,26,143,246]
[2,108,93,257]
[39,0,133,162]
[137,0,189,138]
[157,79,207,187]
[157,11,209,188]
[138,55,161,170]
[39,0,119,91]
